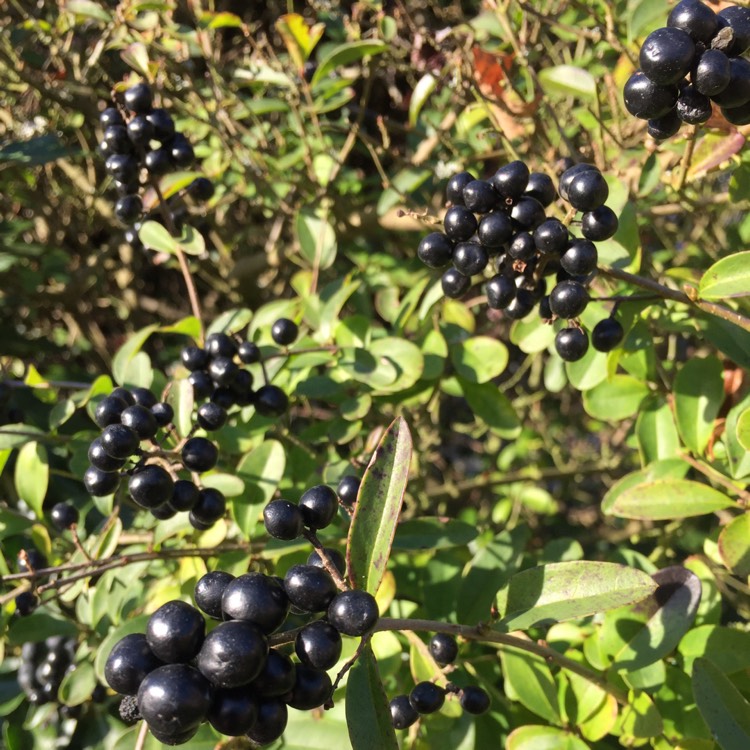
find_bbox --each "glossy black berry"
[561,240,598,276]
[129,465,174,509]
[189,177,214,201]
[170,134,195,168]
[197,402,227,431]
[271,318,298,346]
[508,231,537,261]
[191,487,226,526]
[152,504,177,521]
[238,341,261,364]
[477,211,513,249]
[284,565,336,613]
[460,685,491,715]
[246,699,288,745]
[149,726,199,746]
[255,385,289,417]
[126,115,154,147]
[550,280,589,319]
[103,124,132,154]
[490,160,530,200]
[668,0,719,43]
[307,548,346,576]
[123,82,153,113]
[337,475,360,506]
[539,295,553,320]
[181,346,209,371]
[533,218,569,255]
[711,57,750,108]
[503,289,536,320]
[441,268,471,299]
[524,172,556,207]
[94,395,128,429]
[112,387,136,406]
[328,589,379,636]
[592,318,625,352]
[137,664,211,735]
[263,499,304,540]
[249,650,296,697]
[188,371,213,399]
[647,109,681,138]
[211,387,236,410]
[285,665,332,710]
[208,356,238,388]
[151,402,174,427]
[15,591,39,616]
[295,620,342,670]
[84,465,121,496]
[299,484,338,530]
[88,438,127,472]
[692,49,731,98]
[565,170,609,212]
[105,633,162,695]
[50,502,78,531]
[721,100,750,125]
[581,206,619,241]
[463,179,498,213]
[197,620,267,688]
[510,196,546,229]
[718,6,750,56]
[145,147,173,176]
[120,404,158,439]
[146,600,205,664]
[677,84,712,124]
[452,241,488,277]
[181,437,218,472]
[446,171,475,205]
[169,479,200,512]
[555,327,589,362]
[146,108,175,141]
[105,153,139,182]
[640,27,695,86]
[101,423,140,459]
[100,107,123,128]
[222,573,290,634]
[114,195,142,223]
[409,681,445,714]
[429,633,458,666]
[390,694,419,729]
[208,687,259,736]
[486,274,515,310]
[194,571,234,619]
[624,72,679,119]
[443,206,478,242]
[417,232,453,268]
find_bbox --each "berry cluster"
[85,385,225,530]
[181,318,298,420]
[624,1,750,137]
[17,637,76,708]
[388,633,490,730]
[99,81,214,234]
[417,161,625,361]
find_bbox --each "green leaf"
[736,407,750,452]
[679,625,750,675]
[14,442,48,519]
[601,458,690,515]
[495,561,657,632]
[347,417,412,594]
[699,252,750,300]
[608,479,736,520]
[502,644,561,725]
[617,690,663,739]
[674,357,724,455]
[409,73,437,127]
[368,337,424,394]
[138,221,177,254]
[583,375,649,421]
[295,208,337,270]
[167,378,194,439]
[206,308,253,336]
[693,658,750,750]
[66,0,112,21]
[346,645,399,750]
[718,513,750,577]
[0,134,73,166]
[507,725,590,750]
[0,424,43,450]
[635,395,681,463]
[392,518,478,550]
[538,65,597,100]
[459,378,521,438]
[450,336,509,384]
[58,662,96,706]
[233,440,286,537]
[311,40,389,86]
[8,613,78,646]
[112,324,159,387]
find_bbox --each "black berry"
[441,268,471,298]
[50,502,78,531]
[181,437,218,472]
[101,423,140,459]
[510,196,546,229]
[208,686,259,736]
[196,402,227,431]
[221,573,290,634]
[284,565,337,613]
[639,27,695,86]
[429,633,458,666]
[194,570,235,619]
[189,371,213,399]
[337,475,360,505]
[190,487,226,526]
[246,699,288,745]
[89,438,127,471]
[181,346,209,371]
[307,548,346,576]
[509,231,537,261]
[238,341,261,364]
[123,82,153,113]
[668,0,719,44]
[443,206,478,242]
[285,666,332,710]
[120,404,158,439]
[263,499,304,540]
[146,600,205,664]
[490,160,530,200]
[477,212,514,249]
[452,241,489,276]
[460,685,491,715]
[555,327,589,362]
[249,650,296,697]
[129,465,174,509]
[711,57,750,108]
[197,620,267,688]
[417,232,453,268]
[84,466,121,496]
[205,332,237,359]
[533,218,569,255]
[524,172,556,206]
[299,484,338,530]
[581,206,619,241]
[692,49,731,97]
[486,274,516,310]
[189,177,215,201]
[151,402,174,427]
[549,280,589,319]
[565,170,609,212]
[624,72,679,119]
[94,395,128,428]
[463,179,498,213]
[105,633,163,695]
[446,171,475,205]
[295,620,342,670]
[255,385,289,417]
[676,84,712,124]
[170,479,200,512]
[592,318,625,352]
[271,318,298,346]
[409,682,445,714]
[327,590,379,636]
[560,240,598,276]
[718,6,750,56]
[390,694,420,729]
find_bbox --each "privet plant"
[0,0,749,748]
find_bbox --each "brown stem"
[134,720,149,750]
[327,635,371,706]
[302,530,349,591]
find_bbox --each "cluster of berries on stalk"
[98,81,214,239]
[417,160,625,361]
[624,0,750,137]
[388,632,491,731]
[84,384,225,530]
[104,480,377,746]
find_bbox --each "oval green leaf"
[674,356,724,455]
[311,40,389,86]
[14,441,48,519]
[450,336,509,384]
[583,375,649,421]
[538,65,597,100]
[699,251,750,300]
[507,725,590,750]
[718,513,750,577]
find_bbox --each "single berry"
[676,84,712,124]
[189,514,213,531]
[103,124,132,154]
[441,268,471,299]
[144,147,172,176]
[94,395,128,429]
[271,318,298,346]
[510,196,545,229]
[88,438,127,472]
[129,465,174,509]
[151,402,174,427]
[222,573,290,634]
[533,218,569,255]
[181,437,218,472]
[114,195,142,223]
[328,590,379,636]
[208,356,238,387]
[390,694,419,729]
[490,160,530,200]
[443,206,478,242]
[718,6,750,56]
[248,650,296,697]
[295,620,342,670]
[238,341,261,364]
[205,332,237,359]
[196,401,227,431]
[170,134,195,168]
[711,57,750,108]
[409,681,445,714]
[169,479,200,512]
[446,171,475,205]
[211,387,236,410]
[263,499,304,540]
[146,600,205,664]
[105,633,162,696]
[299,484,338,530]
[84,465,121,496]
[429,633,458,666]
[207,686,259,736]
[284,565,337,613]
[591,318,625,352]
[503,289,536,320]
[452,241,489,276]
[50,502,78,531]
[123,82,153,113]
[101,423,140,459]
[560,240,598,276]
[189,370,213,399]
[145,108,175,141]
[460,685,491,715]
[307,547,346,576]
[189,177,215,201]
[191,488,226,526]
[337,475,360,506]
[549,280,589,319]
[462,179,498,213]
[722,101,750,125]
[581,206,619,241]
[639,27,695,86]
[105,153,139,182]
[508,231,537,261]
[566,170,609,212]
[254,385,289,417]
[486,274,516,310]
[111,387,136,405]
[623,71,679,119]
[246,699,288,745]
[15,591,39,616]
[477,212,513,249]
[194,571,235,619]
[151,504,177,521]
[692,49,731,97]
[524,172,556,206]
[555,327,589,362]
[181,346,209,371]
[100,107,123,128]
[668,0,719,43]
[285,665,332,710]
[197,620,267,688]
[120,404,158,439]
[126,115,154,146]
[417,232,453,268]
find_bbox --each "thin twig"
[302,530,349,591]
[327,635,371,705]
[681,453,750,508]
[134,720,149,750]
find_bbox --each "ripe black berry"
[510,196,545,229]
[299,484,338,530]
[105,153,139,182]
[592,317,625,352]
[126,115,154,146]
[170,479,200,512]
[146,600,205,663]
[249,649,296,697]
[692,49,731,97]
[151,402,174,427]
[208,356,238,387]
[460,685,491,715]
[711,57,750,108]
[105,633,163,695]
[429,633,458,666]
[486,274,515,310]
[50,502,78,531]
[120,404,158,439]
[722,100,750,125]
[462,179,498,213]
[509,231,537,261]
[181,346,209,371]
[490,160,530,199]
[446,171,475,205]
[566,170,609,212]
[668,0,719,43]
[170,134,195,168]
[145,148,173,176]
[146,108,175,141]
[263,499,304,540]
[417,232,453,268]
[524,172,556,206]
[181,437,218,473]
[238,341,261,364]
[208,686,259,736]
[129,465,174,509]
[84,465,121,496]
[477,212,513,248]
[196,402,227,431]
[409,682,445,714]
[89,438,127,471]
[221,573,290,634]
[189,371,213,399]
[100,107,123,127]
[307,548,346,576]
[123,82,153,113]
[581,206,619,241]
[284,565,337,613]
[337,475,360,505]
[533,218,569,255]
[103,125,132,154]
[194,570,235,619]
[114,195,143,223]
[271,318,298,346]
[197,620,267,687]
[443,206,478,242]
[639,27,695,86]
[539,295,553,320]
[94,395,128,428]
[191,488,226,526]
[676,84,712,124]
[555,327,589,362]
[327,590,379,636]
[285,666,332,710]
[205,332,237,359]
[624,72,679,119]
[441,268,471,298]
[295,620,342,670]
[718,6,750,56]
[152,504,177,521]
[137,664,211,736]
[549,280,589,319]
[390,694,420,729]
[15,591,39,616]
[561,240,598,276]
[254,385,289,417]
[504,289,536,320]
[101,423,140,459]
[211,387,236,410]
[246,699,288,745]
[189,177,215,201]
[453,241,489,276]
